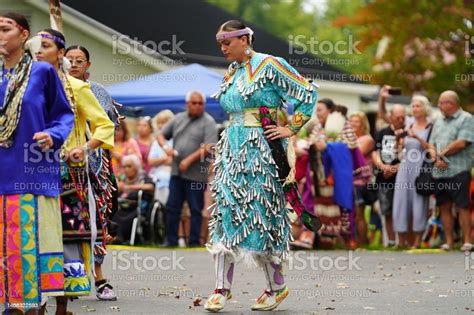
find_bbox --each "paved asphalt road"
[62,247,473,314]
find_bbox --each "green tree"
[207,0,372,75]
[313,0,373,75]
[334,0,473,107]
[208,0,318,39]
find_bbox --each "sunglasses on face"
[67,58,87,66]
[190,101,204,105]
[123,164,134,168]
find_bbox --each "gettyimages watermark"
[21,142,106,185]
[465,34,473,66]
[111,57,183,67]
[452,289,474,298]
[375,142,449,164]
[288,273,361,282]
[114,288,196,298]
[289,288,372,298]
[22,165,60,175]
[13,182,61,191]
[112,273,184,282]
[191,181,211,191]
[112,34,185,56]
[288,251,362,271]
[111,250,185,271]
[288,34,362,56]
[454,73,473,82]
[464,252,474,271]
[102,72,198,83]
[23,142,92,165]
[301,72,372,82]
[24,142,61,163]
[288,57,362,67]
[367,181,461,191]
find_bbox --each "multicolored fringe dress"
[87,80,120,265]
[0,55,74,311]
[58,74,114,296]
[207,52,317,297]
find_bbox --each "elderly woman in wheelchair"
[113,155,155,244]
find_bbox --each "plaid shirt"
[429,109,474,178]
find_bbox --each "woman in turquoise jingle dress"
[205,20,318,312]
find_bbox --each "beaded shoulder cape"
[0,52,33,148]
[212,54,317,105]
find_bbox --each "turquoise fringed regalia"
[207,53,318,266]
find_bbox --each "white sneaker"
[250,286,288,311]
[204,289,232,312]
[178,238,186,248]
[440,243,452,251]
[461,243,473,252]
[96,281,117,301]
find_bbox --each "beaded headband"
[216,27,253,41]
[38,33,65,47]
[0,17,26,32]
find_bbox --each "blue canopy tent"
[106,63,228,122]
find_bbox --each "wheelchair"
[115,190,166,246]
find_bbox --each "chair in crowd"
[115,191,166,246]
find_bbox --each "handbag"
[415,124,436,196]
[259,106,321,232]
[362,176,379,204]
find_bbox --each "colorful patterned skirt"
[313,182,354,239]
[302,142,355,248]
[0,194,64,311]
[60,161,99,296]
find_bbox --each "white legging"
[214,252,285,292]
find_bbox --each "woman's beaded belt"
[229,107,277,127]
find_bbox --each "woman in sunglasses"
[64,44,120,301]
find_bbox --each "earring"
[244,47,252,57]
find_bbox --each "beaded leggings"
[214,252,285,293]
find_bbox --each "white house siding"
[2,0,159,85]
